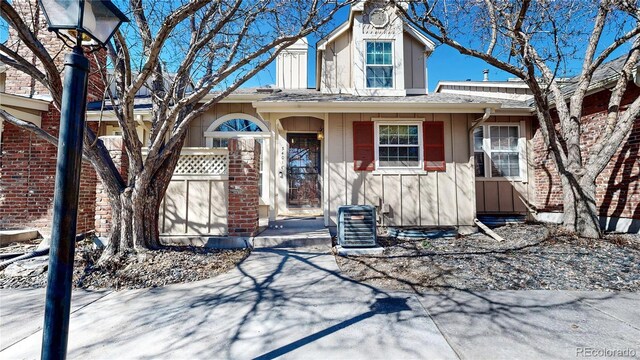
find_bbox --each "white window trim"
[364,40,395,90]
[374,120,423,171]
[474,122,526,182]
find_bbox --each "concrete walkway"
[1,247,639,359]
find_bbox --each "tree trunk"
[559,172,601,238]
[97,143,183,263]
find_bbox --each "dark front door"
[287,133,321,208]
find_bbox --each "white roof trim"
[317,20,351,51]
[434,80,531,93]
[0,93,50,111]
[253,100,519,114]
[201,93,267,103]
[403,24,435,51]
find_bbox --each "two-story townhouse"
[2,0,637,242]
[90,0,535,237]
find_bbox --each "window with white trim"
[473,127,485,176]
[366,41,393,88]
[376,123,421,168]
[209,118,263,148]
[474,124,521,178]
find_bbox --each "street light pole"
[36,1,127,357]
[41,45,89,360]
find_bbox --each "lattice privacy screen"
[174,153,228,175]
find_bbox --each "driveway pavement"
[1,247,638,359]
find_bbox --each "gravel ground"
[0,238,42,255]
[335,224,640,292]
[0,239,250,290]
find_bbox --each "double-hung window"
[376,123,421,168]
[366,41,393,88]
[474,124,522,178]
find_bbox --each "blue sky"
[241,4,631,92]
[2,3,629,92]
[242,39,515,92]
[242,3,516,92]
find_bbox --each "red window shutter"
[353,121,375,171]
[423,121,446,171]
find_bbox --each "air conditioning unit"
[337,205,377,248]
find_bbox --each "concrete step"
[0,230,40,246]
[252,231,332,248]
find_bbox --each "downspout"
[469,107,492,236]
[469,107,492,135]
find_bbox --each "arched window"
[204,113,269,148]
[204,113,269,198]
[214,119,263,132]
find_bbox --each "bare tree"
[1,0,353,261]
[395,0,640,238]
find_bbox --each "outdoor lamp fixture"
[317,129,324,141]
[38,1,127,360]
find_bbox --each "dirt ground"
[335,224,640,292]
[0,239,250,290]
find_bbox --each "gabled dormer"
[315,1,434,96]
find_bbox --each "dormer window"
[365,41,393,88]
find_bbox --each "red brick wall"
[1,0,106,234]
[3,0,64,98]
[3,0,107,100]
[533,84,640,221]
[0,105,98,235]
[227,139,261,237]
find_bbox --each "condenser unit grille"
[338,205,377,247]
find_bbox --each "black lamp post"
[38,1,127,359]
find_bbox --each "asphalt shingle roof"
[559,55,631,96]
[88,88,531,112]
[256,89,531,109]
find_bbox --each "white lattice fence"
[174,151,228,175]
[141,148,229,176]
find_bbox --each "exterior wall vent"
[337,205,377,247]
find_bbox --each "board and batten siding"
[161,178,228,235]
[321,31,353,92]
[321,30,428,94]
[474,116,536,214]
[326,113,476,228]
[403,32,426,91]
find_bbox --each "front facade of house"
[2,0,638,238]
[93,1,536,237]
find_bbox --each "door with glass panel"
[287,133,321,207]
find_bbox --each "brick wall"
[227,139,261,237]
[3,0,64,99]
[3,0,107,101]
[0,0,106,234]
[94,137,128,237]
[533,84,640,221]
[0,104,98,234]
